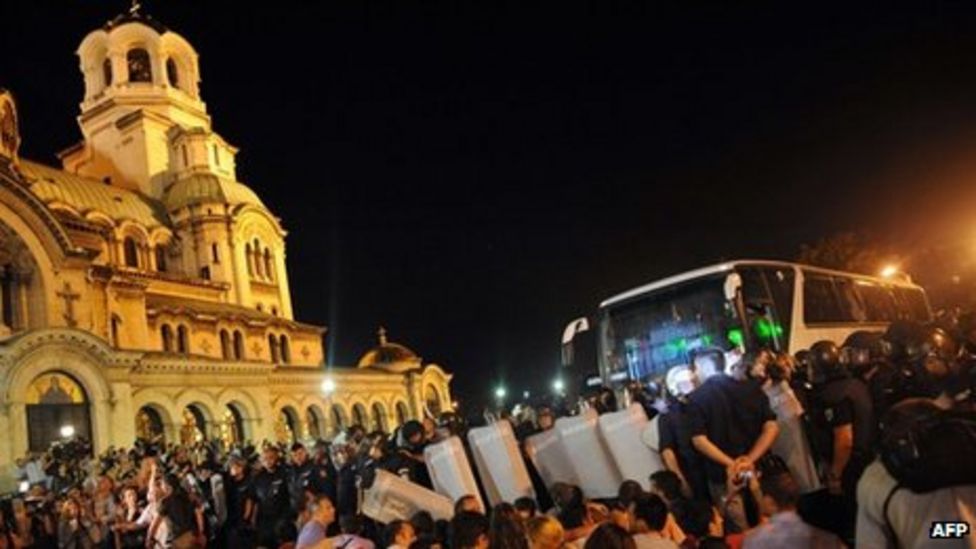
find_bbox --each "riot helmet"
[808,340,843,385]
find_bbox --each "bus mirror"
[561,317,590,367]
[562,317,591,344]
[724,273,742,302]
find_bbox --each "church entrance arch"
[25,372,91,453]
[180,404,211,444]
[135,405,166,445]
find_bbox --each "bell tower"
[60,3,238,198]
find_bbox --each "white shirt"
[743,511,843,549]
[856,460,976,549]
[764,381,822,493]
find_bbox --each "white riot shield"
[598,404,663,491]
[424,436,483,509]
[524,427,577,490]
[361,469,454,523]
[467,421,536,506]
[554,409,622,499]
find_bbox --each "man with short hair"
[688,351,779,504]
[384,520,416,549]
[253,446,293,547]
[331,515,374,549]
[296,494,336,549]
[630,494,679,549]
[450,511,490,549]
[743,471,843,549]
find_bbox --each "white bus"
[566,260,931,386]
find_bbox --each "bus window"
[894,287,931,322]
[856,283,898,322]
[803,273,847,323]
[600,275,741,382]
[737,267,794,350]
[834,277,868,322]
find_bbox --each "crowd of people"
[1,316,974,548]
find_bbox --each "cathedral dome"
[163,174,265,211]
[357,327,423,372]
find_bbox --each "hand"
[826,475,842,495]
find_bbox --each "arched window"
[220,329,231,359]
[280,335,291,364]
[161,324,173,352]
[396,402,410,426]
[268,334,279,363]
[110,315,121,347]
[271,307,278,317]
[126,48,152,83]
[123,237,139,268]
[177,325,189,354]
[166,58,179,88]
[353,404,367,428]
[245,244,254,276]
[264,249,273,281]
[233,330,244,360]
[102,58,113,87]
[211,243,220,263]
[254,242,264,278]
[154,245,167,272]
[181,144,188,167]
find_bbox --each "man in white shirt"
[856,399,976,549]
[743,471,843,549]
[630,494,679,549]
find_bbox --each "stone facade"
[0,8,452,489]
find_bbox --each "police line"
[361,405,663,523]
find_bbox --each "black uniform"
[252,465,292,548]
[659,403,709,502]
[224,472,256,548]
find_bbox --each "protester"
[630,494,679,549]
[296,494,335,549]
[383,519,416,549]
[742,471,842,548]
[582,523,636,549]
[450,511,490,549]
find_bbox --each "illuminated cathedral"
[0,6,451,488]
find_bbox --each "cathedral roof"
[19,160,169,228]
[163,173,266,211]
[357,327,423,372]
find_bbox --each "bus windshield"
[599,274,744,382]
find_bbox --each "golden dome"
[357,327,422,372]
[163,173,265,211]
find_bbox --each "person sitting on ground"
[514,497,538,521]
[454,495,483,516]
[526,515,564,549]
[742,471,842,549]
[295,494,335,549]
[671,498,724,549]
[332,515,375,549]
[450,511,490,549]
[647,472,688,545]
[583,523,636,549]
[630,494,679,549]
[559,502,599,548]
[490,503,529,549]
[384,520,416,549]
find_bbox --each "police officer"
[658,364,709,501]
[252,446,292,548]
[289,442,330,516]
[806,340,875,499]
[224,454,255,548]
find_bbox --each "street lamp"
[523,390,531,400]
[880,265,899,279]
[321,377,336,395]
[552,378,565,394]
[495,386,507,400]
[60,425,75,439]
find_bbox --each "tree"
[797,232,887,275]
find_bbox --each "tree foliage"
[797,232,886,275]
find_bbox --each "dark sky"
[6,2,976,408]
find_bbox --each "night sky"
[6,2,976,409]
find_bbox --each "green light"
[727,328,744,348]
[753,318,784,341]
[702,334,713,346]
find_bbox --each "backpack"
[879,408,976,493]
